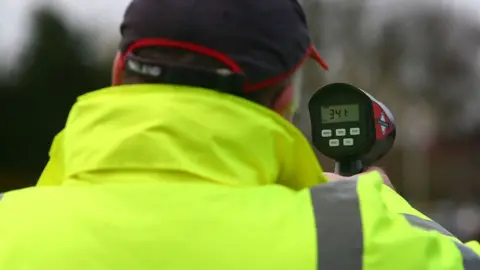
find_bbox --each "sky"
[1,0,480,67]
[0,0,131,66]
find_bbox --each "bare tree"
[374,6,480,134]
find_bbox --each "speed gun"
[308,83,396,177]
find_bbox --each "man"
[1,0,479,269]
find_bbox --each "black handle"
[334,160,364,177]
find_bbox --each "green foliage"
[0,6,111,185]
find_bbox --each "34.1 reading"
[320,104,359,123]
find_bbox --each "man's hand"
[324,167,394,189]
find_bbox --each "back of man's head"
[111,0,328,119]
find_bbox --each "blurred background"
[0,0,479,241]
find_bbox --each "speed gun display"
[308,83,396,176]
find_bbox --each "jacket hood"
[38,84,326,189]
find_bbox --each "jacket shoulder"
[308,175,480,270]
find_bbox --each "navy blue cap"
[119,0,328,92]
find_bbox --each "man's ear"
[112,52,124,86]
[272,83,294,121]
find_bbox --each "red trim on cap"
[120,39,328,93]
[310,44,329,70]
[245,44,329,91]
[120,38,243,73]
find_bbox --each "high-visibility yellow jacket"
[1,84,478,270]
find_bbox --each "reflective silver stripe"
[309,179,363,270]
[403,214,455,237]
[455,242,480,270]
[404,214,480,269]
